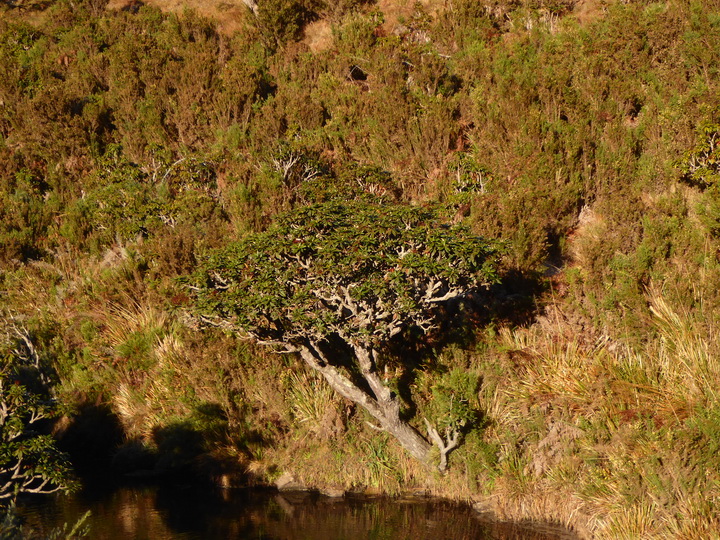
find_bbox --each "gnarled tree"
[188,200,499,471]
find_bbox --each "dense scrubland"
[2,0,720,537]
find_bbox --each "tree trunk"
[377,408,433,464]
[297,346,434,465]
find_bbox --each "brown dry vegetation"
[3,0,720,537]
[107,0,252,34]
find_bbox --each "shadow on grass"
[55,399,270,488]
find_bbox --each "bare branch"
[424,418,461,473]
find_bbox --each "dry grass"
[648,287,720,405]
[107,0,252,34]
[303,19,333,53]
[375,0,444,32]
[593,501,661,540]
[106,0,449,40]
[496,326,609,422]
[112,381,161,440]
[286,369,342,436]
[100,300,166,348]
[572,0,611,26]
[462,282,720,538]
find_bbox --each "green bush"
[0,328,76,504]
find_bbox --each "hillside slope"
[2,0,720,537]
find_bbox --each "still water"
[20,483,577,540]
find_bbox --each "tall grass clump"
[648,288,720,405]
[468,284,720,536]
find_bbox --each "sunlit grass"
[648,288,720,406]
[469,283,720,538]
[286,369,339,431]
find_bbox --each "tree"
[0,325,76,504]
[189,199,500,471]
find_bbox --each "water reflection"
[20,483,577,540]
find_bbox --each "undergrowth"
[3,0,720,537]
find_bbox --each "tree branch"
[424,418,461,473]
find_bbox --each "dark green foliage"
[0,168,55,263]
[256,0,319,46]
[190,199,500,348]
[681,116,720,188]
[57,144,224,253]
[424,368,482,434]
[0,342,76,504]
[679,113,720,237]
[299,163,396,203]
[187,197,500,469]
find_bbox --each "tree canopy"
[189,199,500,470]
